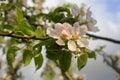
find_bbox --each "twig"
[87,33,120,44]
[0,32,49,40]
[62,72,73,80]
[55,61,73,80]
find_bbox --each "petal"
[73,22,87,35]
[54,23,64,35]
[68,40,77,51]
[86,7,92,19]
[77,38,89,48]
[90,26,99,32]
[46,27,60,39]
[63,23,73,38]
[71,4,80,17]
[91,18,97,25]
[79,25,88,35]
[87,24,99,32]
[56,39,65,46]
[73,22,80,34]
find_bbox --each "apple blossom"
[71,4,99,33]
[47,23,89,52]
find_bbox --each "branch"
[99,52,120,73]
[87,33,120,44]
[0,32,49,40]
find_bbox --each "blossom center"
[61,33,68,40]
[72,34,79,40]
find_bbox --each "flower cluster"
[47,4,99,54]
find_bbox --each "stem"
[62,72,73,80]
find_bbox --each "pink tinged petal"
[89,26,99,32]
[79,25,88,35]
[56,39,65,46]
[91,18,97,25]
[87,22,99,32]
[54,23,64,36]
[77,38,89,48]
[86,7,92,19]
[73,22,79,28]
[68,40,77,51]
[63,23,74,38]
[73,22,80,34]
[71,4,80,17]
[63,23,74,34]
[73,22,87,35]
[61,30,70,39]
[46,27,60,39]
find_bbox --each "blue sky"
[92,0,120,24]
[97,0,120,13]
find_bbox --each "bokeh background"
[0,0,120,80]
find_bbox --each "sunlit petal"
[56,39,65,46]
[77,38,89,48]
[68,40,77,51]
[47,27,59,39]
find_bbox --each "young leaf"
[35,27,44,37]
[15,6,24,23]
[77,53,88,70]
[7,46,20,67]
[3,24,14,30]
[23,50,33,66]
[87,51,96,59]
[34,52,43,70]
[15,6,35,36]
[59,51,72,72]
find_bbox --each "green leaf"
[15,6,35,36]
[77,53,88,70]
[54,7,71,17]
[15,6,24,22]
[60,17,76,24]
[14,31,25,36]
[35,27,44,37]
[23,50,33,66]
[47,13,65,23]
[3,24,14,30]
[46,50,62,60]
[33,42,43,52]
[34,51,43,70]
[87,51,96,59]
[7,46,20,67]
[46,39,63,60]
[59,51,72,72]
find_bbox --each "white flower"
[47,23,73,46]
[47,23,89,52]
[71,4,80,17]
[73,22,88,35]
[86,8,99,32]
